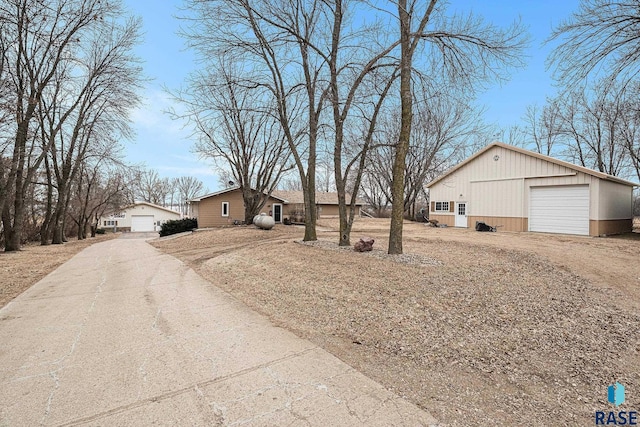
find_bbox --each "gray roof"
[190,187,364,205]
[189,187,288,203]
[271,190,364,205]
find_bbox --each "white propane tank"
[254,213,275,230]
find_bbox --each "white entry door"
[455,202,468,228]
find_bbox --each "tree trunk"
[91,212,100,237]
[4,112,35,252]
[339,218,352,247]
[61,192,71,242]
[51,183,66,245]
[77,218,88,240]
[388,0,413,255]
[337,190,350,246]
[243,188,267,224]
[2,203,16,251]
[40,159,55,245]
[303,188,317,241]
[303,117,318,241]
[51,175,74,244]
[4,188,26,252]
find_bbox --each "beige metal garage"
[130,215,155,232]
[99,202,181,233]
[426,142,637,236]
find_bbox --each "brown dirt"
[0,233,119,308]
[152,219,640,426]
[4,222,637,424]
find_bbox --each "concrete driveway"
[0,235,437,426]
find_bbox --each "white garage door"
[529,185,589,235]
[131,215,155,232]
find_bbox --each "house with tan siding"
[188,187,364,227]
[426,142,636,236]
[188,188,287,228]
[270,190,362,219]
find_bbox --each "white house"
[99,202,182,232]
[426,142,637,236]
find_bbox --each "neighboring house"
[271,190,362,219]
[426,142,636,236]
[99,202,182,232]
[188,187,364,228]
[188,187,287,228]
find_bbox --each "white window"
[434,201,449,212]
[222,202,229,217]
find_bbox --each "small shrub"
[96,228,106,235]
[288,206,305,223]
[160,218,198,237]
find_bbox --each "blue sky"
[122,0,580,192]
[464,0,580,137]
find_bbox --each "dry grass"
[3,221,636,425]
[152,219,640,426]
[0,233,119,308]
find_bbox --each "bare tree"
[181,0,328,240]
[549,0,640,91]
[547,0,640,182]
[0,12,11,137]
[387,1,527,253]
[216,170,236,190]
[555,82,630,176]
[0,0,136,251]
[363,81,483,220]
[523,102,563,156]
[40,16,142,244]
[175,176,205,215]
[618,89,640,182]
[490,124,527,148]
[68,157,130,240]
[323,2,402,247]
[258,0,403,245]
[135,169,169,206]
[316,154,334,193]
[164,178,179,210]
[178,60,292,224]
[181,0,525,249]
[406,91,485,219]
[278,175,303,191]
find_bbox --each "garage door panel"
[131,215,155,232]
[529,185,589,235]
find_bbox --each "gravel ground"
[151,220,639,426]
[298,239,442,266]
